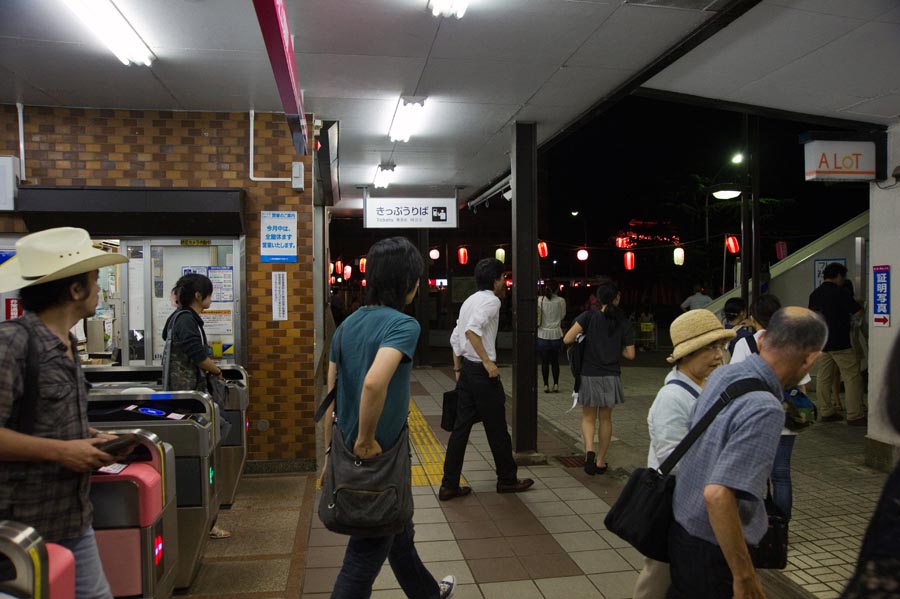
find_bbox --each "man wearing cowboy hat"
[0,227,129,599]
[666,307,826,599]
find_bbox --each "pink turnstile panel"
[92,463,163,527]
[95,528,142,598]
[46,543,75,599]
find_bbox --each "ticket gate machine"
[89,429,178,599]
[87,391,220,590]
[0,521,75,599]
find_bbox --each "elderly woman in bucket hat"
[632,309,735,599]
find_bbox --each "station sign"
[873,265,890,328]
[804,140,876,181]
[363,197,458,229]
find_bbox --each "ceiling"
[1,0,898,216]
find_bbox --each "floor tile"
[566,498,612,514]
[553,531,612,552]
[478,579,543,599]
[458,537,514,559]
[301,566,342,594]
[525,500,576,518]
[506,533,567,556]
[415,540,464,562]
[427,559,475,585]
[450,520,503,540]
[442,503,491,522]
[572,549,634,574]
[413,522,456,541]
[589,570,640,599]
[536,575,607,599]
[494,517,548,537]
[468,556,529,583]
[554,486,601,501]
[414,507,449,524]
[304,545,347,568]
[539,514,593,533]
[518,552,583,579]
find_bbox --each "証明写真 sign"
[873,265,890,328]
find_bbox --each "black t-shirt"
[574,310,635,377]
[808,281,861,351]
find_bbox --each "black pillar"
[416,228,430,366]
[511,122,538,453]
[750,115,761,304]
[740,113,750,308]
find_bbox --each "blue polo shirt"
[329,306,420,450]
[672,354,784,545]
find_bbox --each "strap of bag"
[314,325,344,423]
[665,379,700,399]
[658,377,769,476]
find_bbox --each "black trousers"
[441,359,518,488]
[667,522,735,599]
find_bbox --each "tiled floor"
[179,355,883,599]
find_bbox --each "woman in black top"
[564,283,635,475]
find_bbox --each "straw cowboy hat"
[667,309,736,363]
[0,227,128,294]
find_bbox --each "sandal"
[595,463,609,475]
[209,524,232,539]
[584,451,597,475]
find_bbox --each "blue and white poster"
[261,211,298,263]
[873,265,890,328]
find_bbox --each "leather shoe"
[848,416,868,427]
[496,478,535,494]
[820,413,844,422]
[438,485,472,501]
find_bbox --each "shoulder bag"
[603,378,767,563]
[316,326,414,537]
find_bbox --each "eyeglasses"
[700,342,727,353]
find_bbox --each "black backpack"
[567,311,594,392]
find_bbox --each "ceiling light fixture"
[62,0,155,66]
[389,96,427,142]
[428,0,469,19]
[374,163,396,189]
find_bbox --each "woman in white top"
[537,281,566,393]
[633,309,734,599]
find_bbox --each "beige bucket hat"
[0,227,128,293]
[667,308,737,363]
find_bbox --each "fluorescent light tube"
[62,0,155,66]
[389,97,427,143]
[374,164,396,189]
[429,0,468,18]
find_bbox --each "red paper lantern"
[335,260,343,274]
[576,248,589,262]
[457,246,468,265]
[624,251,635,271]
[329,275,336,285]
[359,257,366,273]
[537,241,548,258]
[775,241,788,261]
[726,236,740,255]
[615,236,626,249]
[343,265,352,280]
[361,279,367,287]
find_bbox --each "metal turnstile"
[0,520,75,599]
[87,391,219,590]
[89,429,178,599]
[218,366,249,507]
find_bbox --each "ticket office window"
[121,239,243,366]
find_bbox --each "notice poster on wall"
[128,258,145,330]
[209,266,234,302]
[200,308,233,335]
[272,272,288,321]
[261,211,298,263]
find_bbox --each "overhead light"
[712,189,741,200]
[374,163,396,189]
[731,153,744,164]
[428,0,469,19]
[62,0,155,66]
[570,210,579,216]
[389,96,427,142]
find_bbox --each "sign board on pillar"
[804,140,876,181]
[873,265,890,328]
[260,211,298,263]
[363,197,458,229]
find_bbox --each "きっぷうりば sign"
[363,197,458,229]
[873,265,890,328]
[803,140,876,181]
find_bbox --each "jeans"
[771,434,796,521]
[441,359,518,488]
[667,523,733,599]
[331,518,439,599]
[57,527,113,599]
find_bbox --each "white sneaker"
[439,574,456,599]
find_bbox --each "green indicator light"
[209,467,214,485]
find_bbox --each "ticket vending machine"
[0,520,75,599]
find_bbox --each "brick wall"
[0,104,317,466]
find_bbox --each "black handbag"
[314,326,414,537]
[751,485,789,569]
[603,378,767,562]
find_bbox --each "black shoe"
[820,413,844,422]
[595,463,609,475]
[584,452,597,475]
[544,385,550,393]
[496,479,534,494]
[848,416,868,427]
[439,486,472,501]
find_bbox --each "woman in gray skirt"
[564,283,635,474]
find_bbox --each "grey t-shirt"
[672,354,784,545]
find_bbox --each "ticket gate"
[87,391,219,590]
[0,521,74,599]
[84,365,250,508]
[89,429,178,599]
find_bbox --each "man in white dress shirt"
[439,258,534,501]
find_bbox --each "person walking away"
[681,284,712,312]
[0,227,131,599]
[667,307,827,599]
[162,272,231,539]
[730,294,807,523]
[537,281,566,393]
[563,283,635,475]
[841,334,900,598]
[440,258,534,501]
[632,309,734,599]
[808,262,866,425]
[722,297,753,355]
[321,237,455,599]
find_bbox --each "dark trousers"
[441,359,518,488]
[537,338,561,386]
[667,522,734,599]
[331,518,439,599]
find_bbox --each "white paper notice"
[128,258,145,330]
[272,272,288,321]
[209,266,234,302]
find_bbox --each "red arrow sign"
[875,316,889,324]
